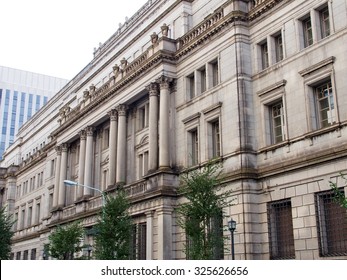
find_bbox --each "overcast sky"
[0,0,148,80]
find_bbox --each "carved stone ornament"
[117,104,127,116]
[83,89,90,99]
[120,58,128,69]
[89,84,96,94]
[150,32,159,44]
[113,64,120,77]
[161,24,169,37]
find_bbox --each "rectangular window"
[211,60,219,87]
[138,152,149,178]
[35,203,41,224]
[187,73,195,100]
[315,189,347,256]
[303,16,313,47]
[274,33,284,62]
[320,6,330,39]
[27,206,32,227]
[16,252,21,260]
[130,223,147,260]
[208,119,221,158]
[188,129,199,166]
[270,101,285,144]
[21,209,25,229]
[30,249,37,260]
[267,199,295,259]
[198,67,206,94]
[137,103,149,131]
[103,128,110,149]
[315,80,335,128]
[23,250,28,260]
[51,159,55,176]
[261,41,269,69]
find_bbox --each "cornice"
[50,49,176,138]
[249,0,293,22]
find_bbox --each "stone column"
[108,109,118,186]
[146,211,154,260]
[116,104,127,184]
[77,130,86,200]
[148,83,159,172]
[52,146,62,209]
[58,143,68,207]
[157,207,173,259]
[83,126,94,196]
[158,76,172,169]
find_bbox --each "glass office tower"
[0,66,68,159]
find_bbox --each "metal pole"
[231,230,235,260]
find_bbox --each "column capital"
[117,104,127,116]
[85,126,94,136]
[55,145,62,155]
[146,82,159,96]
[156,75,173,90]
[79,129,87,140]
[61,143,69,152]
[108,109,118,121]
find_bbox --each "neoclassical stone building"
[1,0,347,260]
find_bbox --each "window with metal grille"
[185,211,224,260]
[267,199,295,259]
[130,222,147,260]
[315,189,347,257]
[30,248,36,260]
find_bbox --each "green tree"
[330,174,347,209]
[47,221,84,260]
[93,189,132,260]
[177,161,232,260]
[0,207,15,260]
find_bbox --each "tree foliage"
[93,190,132,260]
[47,221,84,260]
[177,161,232,259]
[0,207,15,260]
[330,174,347,209]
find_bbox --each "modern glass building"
[0,66,68,159]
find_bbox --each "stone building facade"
[1,0,346,260]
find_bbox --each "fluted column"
[158,76,172,169]
[116,104,127,184]
[77,130,86,200]
[108,109,118,186]
[58,143,68,207]
[52,146,62,209]
[148,83,159,172]
[84,126,94,196]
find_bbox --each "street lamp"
[228,218,237,260]
[64,180,106,207]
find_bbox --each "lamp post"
[64,180,106,221]
[228,218,237,260]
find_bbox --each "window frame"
[267,199,295,260]
[315,188,347,257]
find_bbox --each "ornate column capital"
[55,145,62,155]
[146,82,159,96]
[85,126,94,136]
[108,109,118,121]
[61,143,69,152]
[79,129,87,140]
[117,104,127,116]
[156,75,173,90]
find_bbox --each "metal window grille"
[267,199,295,259]
[315,189,347,257]
[130,223,147,260]
[30,249,36,260]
